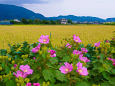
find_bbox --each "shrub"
[0,35,115,86]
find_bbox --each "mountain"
[0,4,115,22]
[0,4,46,20]
[106,18,115,22]
[48,15,105,22]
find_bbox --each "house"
[0,21,11,25]
[13,19,21,23]
[60,18,68,24]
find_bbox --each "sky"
[0,0,115,19]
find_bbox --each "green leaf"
[62,56,70,62]
[102,72,110,80]
[31,74,40,80]
[112,69,115,74]
[109,77,115,85]
[49,57,58,64]
[6,80,16,86]
[42,69,55,83]
[76,81,91,86]
[55,70,67,82]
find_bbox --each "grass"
[0,25,115,49]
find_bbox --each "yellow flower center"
[78,69,82,73]
[75,39,78,42]
[65,68,69,72]
[43,39,47,42]
[24,69,27,72]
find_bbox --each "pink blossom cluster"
[59,62,73,74]
[108,57,115,66]
[73,48,88,55]
[13,65,33,78]
[32,43,41,53]
[76,62,88,76]
[94,42,100,47]
[72,48,90,63]
[26,83,40,86]
[48,50,56,57]
[59,62,88,76]
[73,34,81,43]
[38,35,49,44]
[66,43,72,48]
[73,50,82,55]
[81,48,88,53]
[79,54,90,63]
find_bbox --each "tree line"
[10,18,73,25]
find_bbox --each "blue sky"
[0,0,115,19]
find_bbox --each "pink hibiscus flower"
[94,42,100,47]
[76,62,88,76]
[81,48,88,53]
[26,83,32,86]
[66,43,72,48]
[79,54,90,63]
[13,70,27,78]
[48,50,56,57]
[19,65,33,75]
[73,34,81,43]
[59,62,73,74]
[33,83,40,86]
[107,57,115,66]
[14,64,17,68]
[73,50,82,55]
[31,43,41,53]
[38,35,49,44]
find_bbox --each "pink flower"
[76,62,83,68]
[32,48,39,53]
[33,57,36,60]
[13,70,27,78]
[48,50,56,57]
[107,57,115,66]
[33,83,40,86]
[73,50,82,55]
[106,40,109,43]
[79,54,90,63]
[59,62,73,74]
[38,35,49,44]
[94,42,100,47]
[81,48,88,53]
[31,43,41,53]
[19,65,33,75]
[113,63,115,66]
[26,83,32,86]
[73,34,81,43]
[76,67,88,76]
[66,43,72,48]
[50,53,56,57]
[14,64,17,68]
[76,62,88,76]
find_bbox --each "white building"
[60,18,68,24]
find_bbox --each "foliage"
[0,34,115,86]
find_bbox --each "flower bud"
[8,58,11,61]
[0,66,2,71]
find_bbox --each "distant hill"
[0,4,46,20]
[106,18,115,22]
[48,15,106,22]
[0,4,115,22]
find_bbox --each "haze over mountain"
[0,4,115,22]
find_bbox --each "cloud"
[0,0,50,5]
[22,0,115,18]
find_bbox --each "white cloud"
[22,0,115,18]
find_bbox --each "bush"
[0,35,115,86]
